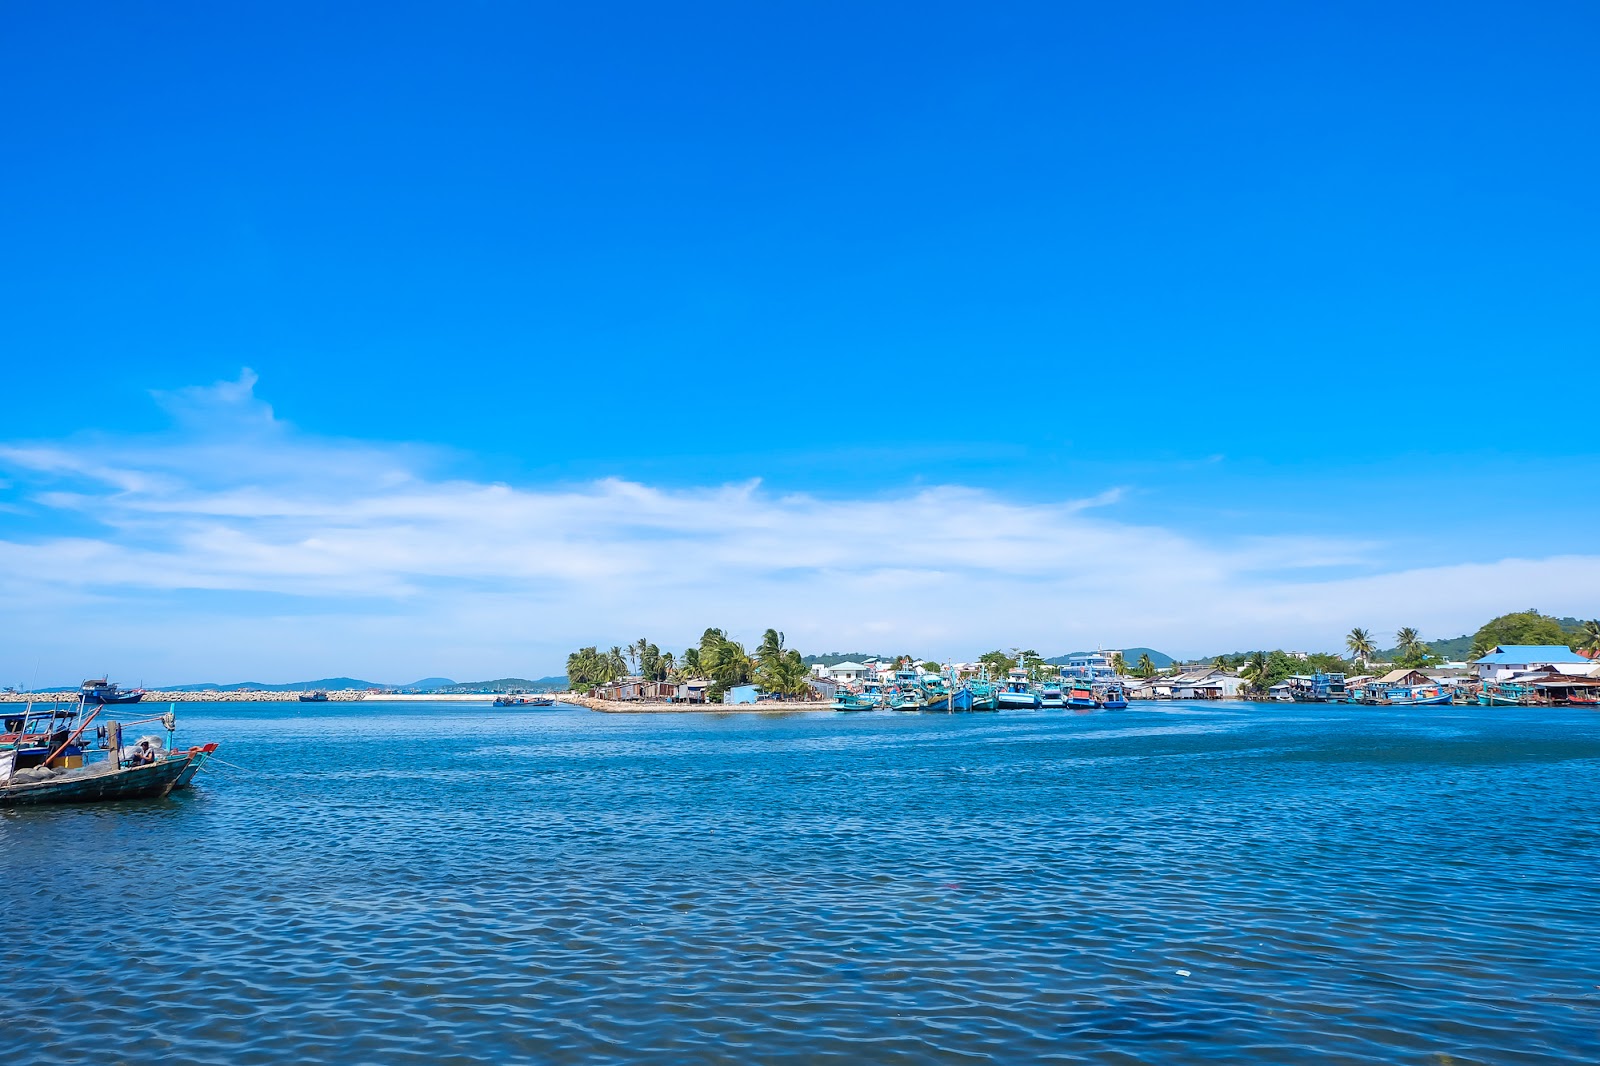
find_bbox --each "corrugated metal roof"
[1478,645,1587,664]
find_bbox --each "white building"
[1473,645,1592,681]
[825,661,871,682]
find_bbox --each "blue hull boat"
[923,688,974,713]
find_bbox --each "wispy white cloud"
[1,371,1596,684]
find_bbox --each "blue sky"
[2,2,1596,684]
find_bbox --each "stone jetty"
[0,689,370,703]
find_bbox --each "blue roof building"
[1476,645,1590,680]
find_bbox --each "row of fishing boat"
[1280,671,1600,707]
[0,699,217,807]
[1278,673,1455,706]
[831,667,1129,713]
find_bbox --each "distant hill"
[404,677,456,689]
[1374,616,1588,662]
[157,677,387,692]
[802,653,888,666]
[440,676,568,693]
[1047,648,1174,668]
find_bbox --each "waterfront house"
[806,676,839,700]
[724,684,759,705]
[1474,645,1591,681]
[1169,669,1250,700]
[826,661,871,683]
[1374,669,1431,689]
[676,678,711,703]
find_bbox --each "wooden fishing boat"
[1569,693,1600,707]
[1,745,217,806]
[996,668,1041,710]
[1383,684,1453,706]
[1039,681,1065,708]
[1098,682,1129,710]
[1065,681,1099,709]
[831,690,880,712]
[1478,682,1536,706]
[79,678,145,705]
[1,701,217,807]
[923,687,974,713]
[966,680,999,712]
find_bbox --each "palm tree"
[607,645,628,679]
[1395,627,1423,661]
[1345,627,1374,665]
[1213,654,1231,671]
[681,646,701,674]
[704,637,752,694]
[1109,652,1128,676]
[757,629,786,666]
[660,650,677,681]
[1241,651,1270,694]
[1576,619,1600,660]
[566,646,619,691]
[1136,653,1155,678]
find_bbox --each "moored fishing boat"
[1,702,217,807]
[1478,682,1536,707]
[831,690,880,711]
[996,668,1040,709]
[1288,672,1348,703]
[1098,681,1129,710]
[967,679,999,712]
[299,690,329,702]
[923,685,974,713]
[887,669,926,711]
[1065,680,1099,709]
[1383,683,1453,707]
[1039,680,1064,708]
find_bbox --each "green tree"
[660,650,677,681]
[977,649,1018,677]
[566,646,619,691]
[759,649,810,697]
[1109,651,1128,676]
[607,645,628,679]
[1241,651,1270,693]
[1469,610,1571,659]
[1346,627,1375,664]
[920,661,942,674]
[1579,619,1600,660]
[1213,654,1232,670]
[1136,653,1156,678]
[702,636,752,698]
[681,646,701,674]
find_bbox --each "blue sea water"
[4,700,1598,1064]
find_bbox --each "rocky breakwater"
[0,690,369,703]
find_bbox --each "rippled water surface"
[5,701,1599,1064]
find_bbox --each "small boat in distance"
[493,694,556,708]
[79,678,144,705]
[298,690,330,702]
[1098,682,1129,710]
